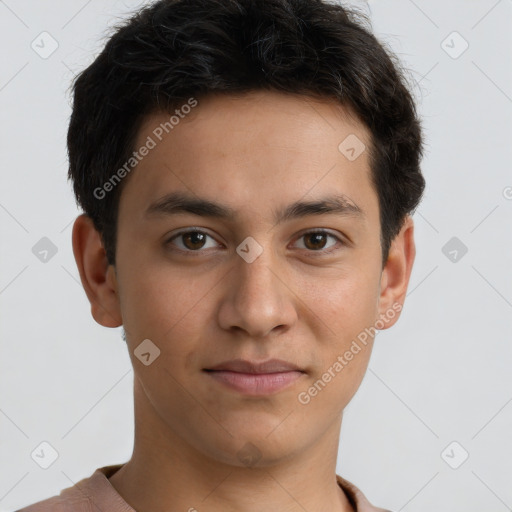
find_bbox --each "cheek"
[294,276,378,414]
[299,264,380,342]
[297,267,379,399]
[117,255,220,341]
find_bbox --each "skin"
[72,90,415,512]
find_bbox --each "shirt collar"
[83,464,389,512]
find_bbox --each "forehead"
[120,90,378,227]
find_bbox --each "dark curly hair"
[67,0,425,268]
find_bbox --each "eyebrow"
[144,191,365,224]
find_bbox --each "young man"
[18,0,425,510]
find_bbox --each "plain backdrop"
[1,0,511,510]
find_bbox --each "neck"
[108,380,355,512]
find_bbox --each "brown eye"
[166,230,218,252]
[303,232,328,250]
[182,231,207,250]
[294,230,342,253]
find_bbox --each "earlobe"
[72,214,123,328]
[376,215,416,330]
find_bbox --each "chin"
[202,430,302,469]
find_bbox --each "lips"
[203,359,306,395]
[204,358,304,374]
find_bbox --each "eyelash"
[165,228,345,256]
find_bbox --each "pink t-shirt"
[16,464,392,512]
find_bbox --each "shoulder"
[15,491,89,512]
[336,474,394,512]
[15,464,126,512]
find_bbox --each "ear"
[72,214,122,328]
[376,215,416,329]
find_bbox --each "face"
[75,90,415,468]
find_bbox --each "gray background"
[1,0,511,510]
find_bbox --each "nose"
[216,245,298,339]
